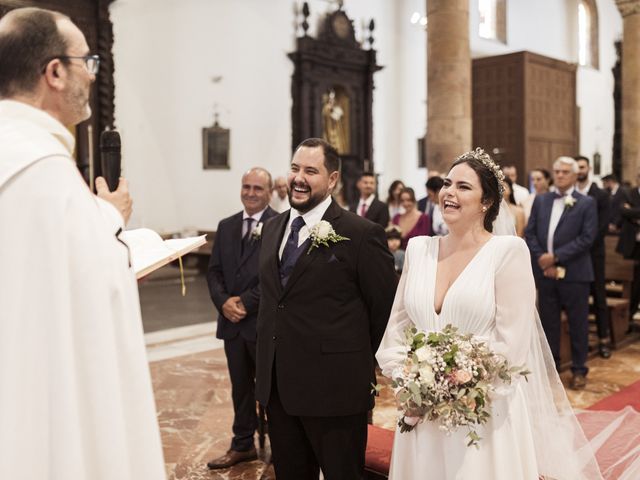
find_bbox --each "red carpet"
[366,383,640,479]
[588,379,640,411]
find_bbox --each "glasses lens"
[86,56,100,74]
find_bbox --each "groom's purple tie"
[280,216,305,286]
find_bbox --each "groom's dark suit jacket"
[525,190,597,283]
[255,200,397,417]
[207,207,277,341]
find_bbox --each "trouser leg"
[265,371,319,480]
[559,282,590,376]
[224,336,257,451]
[537,279,562,368]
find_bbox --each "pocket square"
[327,253,340,263]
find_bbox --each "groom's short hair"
[296,138,341,174]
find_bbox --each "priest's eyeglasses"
[42,55,100,75]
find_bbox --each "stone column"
[616,0,640,180]
[426,0,472,174]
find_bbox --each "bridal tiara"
[456,147,505,196]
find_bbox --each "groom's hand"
[222,296,247,323]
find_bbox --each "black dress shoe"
[206,448,257,470]
[598,343,612,359]
[570,374,587,390]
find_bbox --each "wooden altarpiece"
[288,5,382,206]
[0,0,116,184]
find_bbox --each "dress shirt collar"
[555,186,576,198]
[576,182,591,196]
[243,207,267,222]
[289,194,333,229]
[0,99,75,154]
[358,193,375,207]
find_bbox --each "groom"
[256,138,397,479]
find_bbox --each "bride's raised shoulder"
[376,148,624,479]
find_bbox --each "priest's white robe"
[0,100,166,479]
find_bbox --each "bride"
[376,148,603,479]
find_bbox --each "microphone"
[100,129,121,192]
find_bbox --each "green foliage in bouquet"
[385,324,530,447]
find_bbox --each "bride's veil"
[491,199,601,478]
[492,199,640,479]
[492,199,517,236]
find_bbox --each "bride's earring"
[482,206,487,213]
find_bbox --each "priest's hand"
[222,296,247,323]
[96,176,133,225]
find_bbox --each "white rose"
[419,364,435,385]
[252,223,263,237]
[415,346,430,363]
[315,220,333,239]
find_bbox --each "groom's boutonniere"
[564,196,576,210]
[250,222,263,240]
[307,220,349,254]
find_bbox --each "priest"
[0,8,165,479]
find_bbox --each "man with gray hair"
[0,7,165,479]
[206,167,277,469]
[525,156,597,389]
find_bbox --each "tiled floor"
[146,324,640,479]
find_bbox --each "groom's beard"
[288,181,327,213]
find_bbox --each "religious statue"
[322,88,350,154]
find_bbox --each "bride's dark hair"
[449,148,503,232]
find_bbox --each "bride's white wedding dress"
[376,235,602,479]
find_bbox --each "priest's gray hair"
[553,156,579,173]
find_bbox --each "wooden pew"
[604,235,634,299]
[602,235,633,347]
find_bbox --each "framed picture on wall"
[202,122,230,170]
[417,136,426,168]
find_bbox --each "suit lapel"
[280,200,343,299]
[268,211,290,296]
[555,190,579,233]
[238,208,274,268]
[540,193,554,244]
[232,214,244,266]
[365,200,376,220]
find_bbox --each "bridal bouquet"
[381,324,529,447]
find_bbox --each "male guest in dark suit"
[616,168,640,326]
[575,156,612,358]
[350,171,390,227]
[525,156,597,390]
[602,173,625,232]
[206,167,277,469]
[256,138,397,479]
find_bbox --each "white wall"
[111,0,408,232]
[110,0,622,232]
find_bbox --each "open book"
[119,228,207,279]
